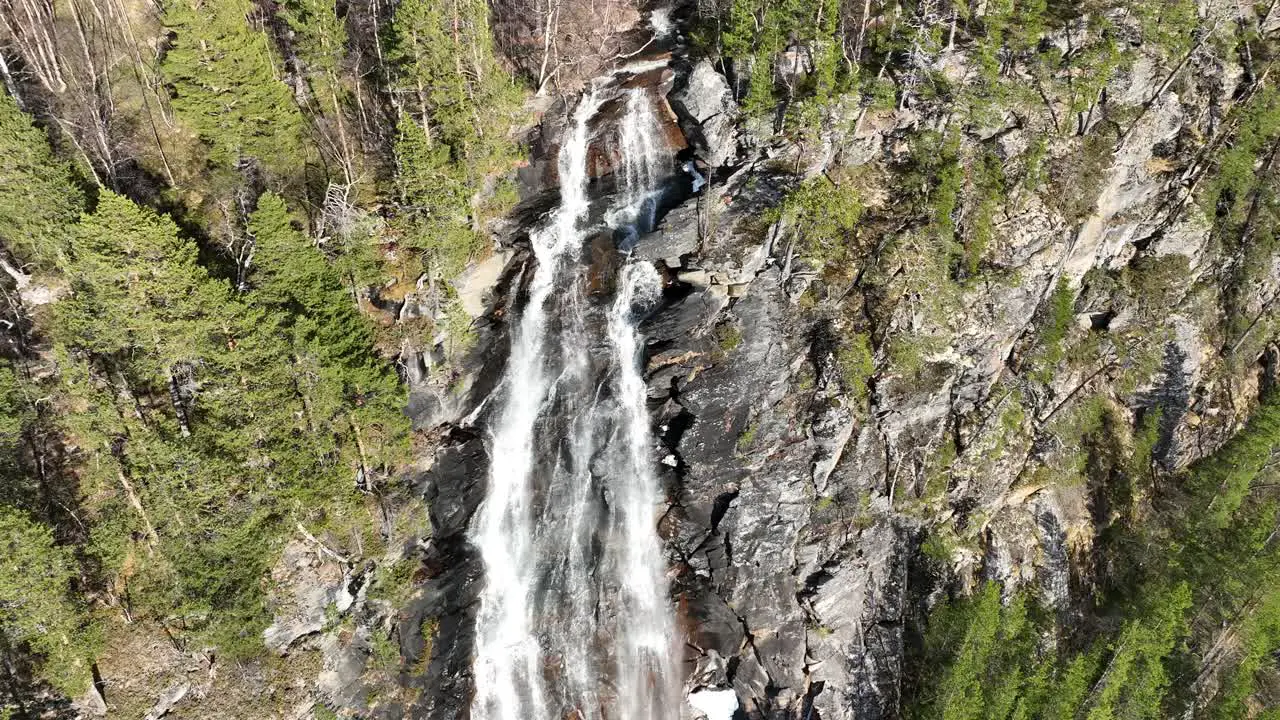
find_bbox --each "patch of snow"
[689,689,739,720]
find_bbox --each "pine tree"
[387,0,519,159]
[56,191,230,379]
[246,192,409,477]
[0,90,83,267]
[392,113,485,276]
[0,507,97,694]
[161,0,308,174]
[388,0,470,147]
[279,0,365,189]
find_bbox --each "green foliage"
[1202,89,1280,224]
[0,90,84,267]
[837,332,875,407]
[1209,591,1280,720]
[913,583,1044,720]
[1199,89,1280,344]
[743,54,777,118]
[717,0,851,116]
[1030,277,1076,379]
[278,0,367,191]
[918,529,958,563]
[385,0,525,278]
[246,192,410,474]
[777,174,863,267]
[811,0,841,104]
[387,0,522,163]
[161,0,308,173]
[0,507,98,694]
[913,389,1280,718]
[715,322,743,353]
[962,150,1007,279]
[49,191,408,660]
[1120,254,1190,322]
[913,131,964,247]
[280,0,348,79]
[1046,131,1114,221]
[963,0,1021,122]
[57,192,230,374]
[1021,137,1050,191]
[392,114,486,277]
[1186,393,1280,530]
[1133,0,1200,61]
[1083,584,1191,720]
[736,418,760,452]
[719,0,757,59]
[1063,15,1124,123]
[910,580,1190,720]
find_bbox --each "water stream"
[470,73,680,720]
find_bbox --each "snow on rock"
[689,689,739,720]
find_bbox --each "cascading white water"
[470,90,602,720]
[610,89,667,235]
[605,261,679,720]
[470,72,680,720]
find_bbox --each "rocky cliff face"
[253,2,1280,719]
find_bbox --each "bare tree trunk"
[852,0,873,72]
[1,0,69,93]
[118,469,160,550]
[167,368,192,438]
[328,75,356,186]
[536,0,562,95]
[106,0,177,184]
[348,413,372,489]
[65,0,117,184]
[0,52,21,106]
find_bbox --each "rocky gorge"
[367,1,1280,718]
[4,0,1280,717]
[396,1,1280,717]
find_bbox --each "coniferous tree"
[280,0,366,191]
[0,90,83,268]
[53,193,269,654]
[57,191,229,379]
[246,192,409,483]
[161,0,308,174]
[0,507,98,695]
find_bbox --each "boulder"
[670,60,739,170]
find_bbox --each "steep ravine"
[287,3,1280,720]
[6,0,1279,715]
[406,22,910,717]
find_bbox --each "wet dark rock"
[588,83,688,181]
[404,428,489,720]
[405,541,485,720]
[418,430,487,539]
[635,200,701,263]
[642,288,723,344]
[394,6,1280,720]
[523,64,688,196]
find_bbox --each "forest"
[1,0,1280,718]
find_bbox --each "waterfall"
[610,89,666,237]
[606,261,678,720]
[470,77,680,720]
